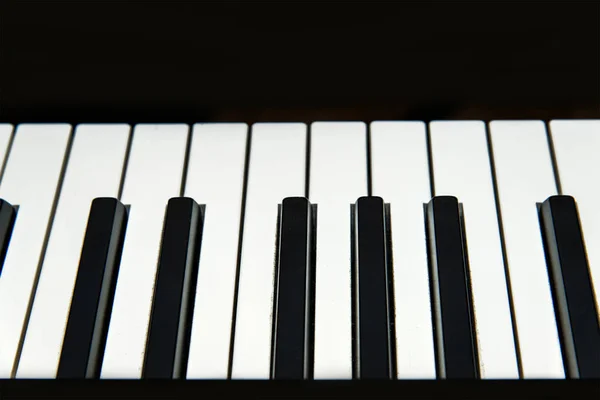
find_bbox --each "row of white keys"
[16,124,131,378]
[185,124,248,378]
[101,124,189,378]
[0,121,582,379]
[0,124,72,377]
[429,121,519,378]
[549,120,600,322]
[370,121,436,378]
[310,122,368,378]
[231,123,306,378]
[489,120,564,378]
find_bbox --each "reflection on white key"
[549,119,600,321]
[185,124,248,378]
[16,124,130,378]
[370,121,435,379]
[310,122,367,379]
[231,123,306,378]
[430,121,518,378]
[0,124,72,377]
[101,124,188,378]
[0,124,13,172]
[489,120,564,378]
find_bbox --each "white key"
[0,124,72,377]
[231,123,306,378]
[185,124,248,378]
[0,124,13,171]
[489,120,564,378]
[429,121,518,378]
[370,121,436,379]
[101,124,188,378]
[311,122,367,379]
[16,124,130,378]
[549,119,600,321]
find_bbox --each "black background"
[0,1,599,123]
[0,3,599,398]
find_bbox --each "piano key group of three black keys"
[0,194,598,380]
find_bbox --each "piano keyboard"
[0,120,598,381]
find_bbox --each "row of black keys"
[0,195,598,380]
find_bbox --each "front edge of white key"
[0,124,72,377]
[549,119,600,322]
[489,120,564,378]
[16,124,130,378]
[310,122,368,379]
[429,120,518,378]
[101,124,189,378]
[231,123,307,379]
[185,123,248,378]
[370,121,436,379]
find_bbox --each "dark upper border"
[1,1,599,123]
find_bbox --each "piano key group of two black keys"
[0,194,598,380]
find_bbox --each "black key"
[539,195,600,378]
[142,197,203,379]
[57,198,128,378]
[0,199,16,276]
[353,196,394,379]
[426,196,478,379]
[271,197,315,379]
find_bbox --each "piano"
[0,1,598,399]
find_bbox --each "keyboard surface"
[0,121,597,400]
